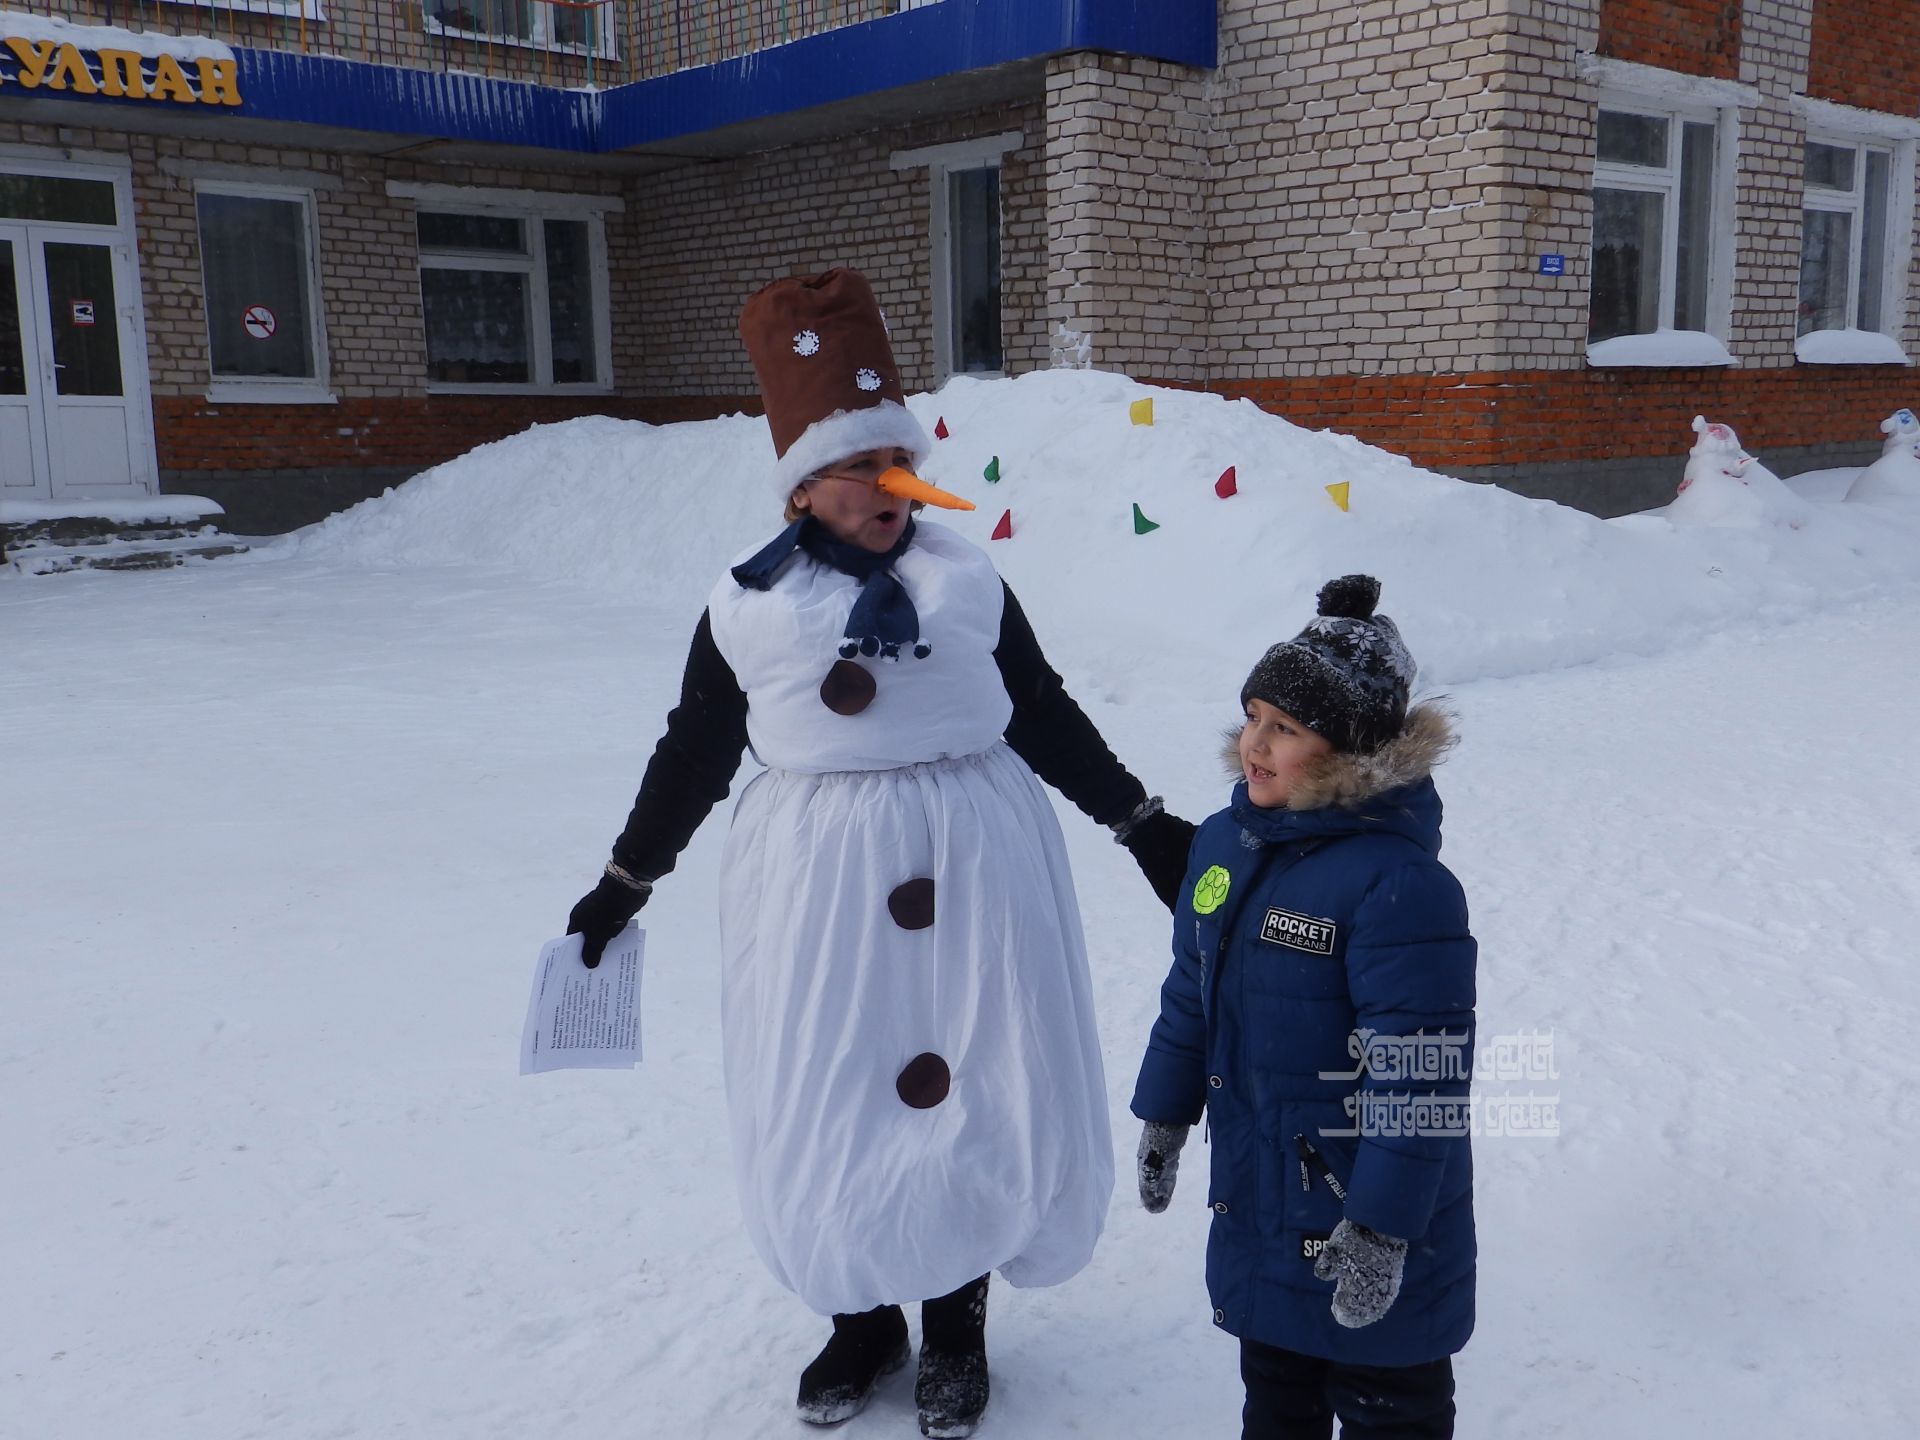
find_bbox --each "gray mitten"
[1312,1218,1408,1328]
[1136,1121,1190,1213]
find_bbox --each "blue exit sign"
[1539,253,1566,276]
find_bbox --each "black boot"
[916,1275,990,1439]
[796,1303,910,1426]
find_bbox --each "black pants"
[1240,1339,1454,1440]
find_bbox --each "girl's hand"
[1120,811,1198,911]
[567,871,651,968]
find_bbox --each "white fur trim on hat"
[770,400,933,499]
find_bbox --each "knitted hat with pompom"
[1240,575,1417,754]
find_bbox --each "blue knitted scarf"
[731,516,929,660]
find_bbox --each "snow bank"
[1845,444,1920,505]
[286,370,1920,693]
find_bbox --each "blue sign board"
[1539,254,1566,276]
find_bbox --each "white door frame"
[0,222,52,499]
[0,149,158,498]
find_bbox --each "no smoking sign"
[242,304,277,340]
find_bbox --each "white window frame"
[193,179,334,406]
[1797,130,1913,360]
[421,0,618,61]
[165,0,325,20]
[1588,90,1737,365]
[393,183,616,396]
[892,131,1021,383]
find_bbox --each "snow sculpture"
[1669,416,1809,529]
[1844,409,1920,505]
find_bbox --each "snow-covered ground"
[7,374,1919,1438]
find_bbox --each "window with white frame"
[423,0,610,55]
[892,131,1019,382]
[1799,138,1895,336]
[947,166,1002,375]
[416,208,608,389]
[1589,106,1721,343]
[195,185,327,391]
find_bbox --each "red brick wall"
[154,394,757,474]
[1596,0,1741,80]
[1211,368,1918,469]
[159,367,1916,479]
[1807,0,1920,115]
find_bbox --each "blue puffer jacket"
[1132,706,1477,1366]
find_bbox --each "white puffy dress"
[706,521,1114,1316]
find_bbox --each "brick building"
[2,0,1914,528]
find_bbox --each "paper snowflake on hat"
[855,367,882,391]
[792,330,821,357]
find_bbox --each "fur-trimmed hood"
[1221,700,1457,811]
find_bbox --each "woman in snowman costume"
[566,269,1193,1438]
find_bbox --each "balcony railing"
[4,0,943,91]
[631,0,941,80]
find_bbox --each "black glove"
[1312,1218,1409,1328]
[1136,1121,1190,1213]
[1121,810,1198,911]
[567,872,650,968]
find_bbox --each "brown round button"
[887,877,936,930]
[895,1052,951,1109]
[820,660,876,716]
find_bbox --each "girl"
[565,269,1192,1438]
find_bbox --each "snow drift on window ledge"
[1795,329,1911,365]
[1587,331,1736,368]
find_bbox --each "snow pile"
[0,8,236,60]
[1845,407,1920,506]
[1667,415,1810,529]
[287,370,1920,693]
[1793,328,1910,365]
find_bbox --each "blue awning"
[5,0,1215,154]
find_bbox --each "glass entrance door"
[0,228,49,498]
[0,165,153,499]
[35,236,141,491]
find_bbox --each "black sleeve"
[607,610,750,883]
[995,582,1149,829]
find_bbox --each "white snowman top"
[1672,415,1809,529]
[707,522,1013,774]
[1849,409,1920,505]
[1879,407,1920,455]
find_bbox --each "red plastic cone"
[990,509,1013,541]
[1215,466,1238,498]
[934,417,949,440]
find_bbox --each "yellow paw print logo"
[1192,865,1231,915]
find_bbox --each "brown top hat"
[739,268,932,499]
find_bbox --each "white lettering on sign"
[242,304,276,340]
[1259,907,1338,956]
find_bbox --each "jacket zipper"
[1293,1134,1347,1202]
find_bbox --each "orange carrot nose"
[877,466,975,513]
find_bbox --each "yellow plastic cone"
[877,466,976,512]
[1129,397,1154,426]
[1326,481,1350,512]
